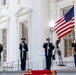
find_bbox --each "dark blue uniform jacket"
[19,43,28,59]
[43,43,55,56]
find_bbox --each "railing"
[3,58,33,71]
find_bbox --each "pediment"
[0,14,9,23]
[15,6,32,17]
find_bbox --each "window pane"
[3,29,7,62]
[2,0,7,6]
[22,21,28,44]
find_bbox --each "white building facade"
[0,0,76,71]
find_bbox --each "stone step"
[0,71,28,75]
[51,65,75,70]
[57,69,76,75]
[0,69,76,75]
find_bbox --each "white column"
[38,0,50,56]
[31,0,50,70]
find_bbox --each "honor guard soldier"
[19,38,28,71]
[0,44,3,65]
[72,40,76,68]
[43,37,55,70]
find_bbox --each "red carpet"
[24,74,51,75]
[21,70,57,75]
[28,70,56,74]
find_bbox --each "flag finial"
[72,0,74,5]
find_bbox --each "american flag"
[54,6,74,39]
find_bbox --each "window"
[21,21,28,59]
[22,21,28,44]
[61,6,75,57]
[1,0,7,6]
[3,29,7,62]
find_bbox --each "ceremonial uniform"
[19,38,28,70]
[0,44,3,65]
[43,38,55,70]
[72,42,76,68]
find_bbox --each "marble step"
[0,71,28,75]
[57,69,76,75]
[51,65,75,70]
[0,69,76,75]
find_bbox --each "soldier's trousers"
[45,55,52,70]
[21,59,26,70]
[74,54,76,68]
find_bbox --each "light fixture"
[49,21,55,42]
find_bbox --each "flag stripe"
[55,21,70,33]
[58,29,71,38]
[55,20,66,31]
[54,17,65,30]
[57,23,71,35]
[71,17,74,28]
[58,30,72,39]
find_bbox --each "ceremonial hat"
[21,38,26,40]
[46,37,50,40]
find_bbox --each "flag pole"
[72,0,76,40]
[73,0,76,40]
[72,0,76,42]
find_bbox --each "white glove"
[47,47,50,49]
[22,49,25,51]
